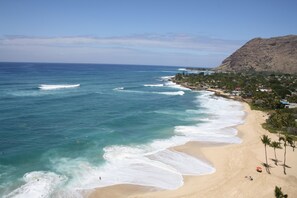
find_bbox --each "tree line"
[174,72,297,138]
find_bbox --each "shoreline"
[132,103,297,197]
[88,102,297,198]
[171,78,244,102]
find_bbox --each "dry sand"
[88,103,297,198]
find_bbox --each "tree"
[274,186,288,198]
[261,135,271,173]
[270,141,282,165]
[279,134,294,175]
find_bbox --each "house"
[280,100,290,105]
[286,103,297,109]
[281,100,297,108]
[259,88,272,92]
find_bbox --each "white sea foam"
[143,84,164,87]
[153,91,185,96]
[7,90,245,196]
[74,134,214,190]
[4,171,67,198]
[159,75,190,91]
[160,76,174,81]
[113,87,124,91]
[49,152,184,190]
[164,81,190,90]
[70,136,210,190]
[80,90,243,191]
[114,87,185,96]
[173,91,244,144]
[178,68,187,71]
[39,84,80,90]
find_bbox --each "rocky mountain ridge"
[215,35,297,74]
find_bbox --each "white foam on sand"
[150,149,215,175]
[48,136,206,191]
[55,134,215,191]
[39,84,80,90]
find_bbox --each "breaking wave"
[153,91,185,96]
[39,84,80,90]
[4,91,245,197]
[143,84,164,87]
[164,81,190,90]
[4,171,68,198]
[114,87,185,96]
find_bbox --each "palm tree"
[270,141,282,165]
[279,134,293,175]
[261,135,271,173]
[274,186,288,198]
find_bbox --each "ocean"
[0,63,244,197]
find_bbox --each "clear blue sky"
[0,0,296,67]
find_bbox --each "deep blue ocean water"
[0,63,244,197]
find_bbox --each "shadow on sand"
[270,158,282,166]
[261,162,273,174]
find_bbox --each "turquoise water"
[0,63,244,197]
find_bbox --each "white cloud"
[0,34,244,67]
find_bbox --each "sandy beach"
[88,102,297,198]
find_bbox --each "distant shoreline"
[171,77,243,101]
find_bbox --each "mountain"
[215,35,297,74]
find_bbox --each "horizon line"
[0,61,215,68]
